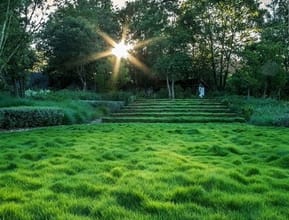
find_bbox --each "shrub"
[241,106,254,121]
[25,89,51,99]
[42,90,102,101]
[0,107,64,129]
[101,91,135,104]
[83,101,125,113]
[218,96,289,127]
[272,114,289,127]
[155,88,169,99]
[0,93,34,108]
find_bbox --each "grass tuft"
[0,204,27,220]
[114,190,145,210]
[274,155,289,168]
[245,167,260,176]
[50,182,102,198]
[170,186,206,204]
[208,145,228,156]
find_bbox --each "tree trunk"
[263,81,267,98]
[78,65,87,91]
[12,78,19,97]
[208,32,218,89]
[0,0,11,56]
[277,88,281,100]
[166,75,172,99]
[171,79,175,99]
[19,77,25,98]
[247,88,250,99]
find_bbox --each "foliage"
[36,90,102,101]
[25,89,51,98]
[2,0,288,97]
[0,107,64,129]
[181,0,263,90]
[39,0,120,91]
[0,91,105,127]
[220,95,289,127]
[0,0,59,96]
[84,100,125,113]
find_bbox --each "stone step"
[120,108,233,113]
[102,116,245,123]
[135,99,213,102]
[130,103,225,107]
[112,112,238,117]
[102,98,244,124]
[122,106,228,110]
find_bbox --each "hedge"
[82,100,125,112]
[0,107,64,129]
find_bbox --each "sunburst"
[64,26,163,80]
[92,27,162,77]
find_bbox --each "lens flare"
[112,42,131,59]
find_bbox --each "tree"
[120,0,183,97]
[0,0,59,96]
[265,0,289,93]
[39,0,119,91]
[181,0,263,90]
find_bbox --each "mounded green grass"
[0,123,289,219]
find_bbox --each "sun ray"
[128,54,150,73]
[65,50,112,68]
[86,50,113,62]
[92,28,159,77]
[121,25,128,42]
[97,30,117,47]
[113,57,121,79]
[133,36,164,50]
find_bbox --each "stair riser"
[135,99,213,102]
[130,104,226,107]
[123,106,227,110]
[120,109,233,113]
[112,113,238,117]
[103,118,245,123]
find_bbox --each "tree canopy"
[1,0,288,98]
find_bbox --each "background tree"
[120,0,184,98]
[181,0,263,90]
[39,0,120,91]
[0,0,59,96]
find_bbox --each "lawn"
[0,123,289,219]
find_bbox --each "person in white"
[198,83,205,98]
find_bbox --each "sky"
[112,0,128,8]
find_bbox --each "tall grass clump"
[0,91,105,129]
[0,93,34,107]
[220,95,289,127]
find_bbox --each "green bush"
[101,91,135,104]
[0,107,65,129]
[155,88,169,98]
[219,95,289,127]
[42,90,102,101]
[272,114,289,127]
[83,101,125,112]
[241,106,254,121]
[60,101,100,124]
[0,93,34,108]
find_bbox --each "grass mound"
[0,123,288,219]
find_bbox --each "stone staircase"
[102,99,245,123]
